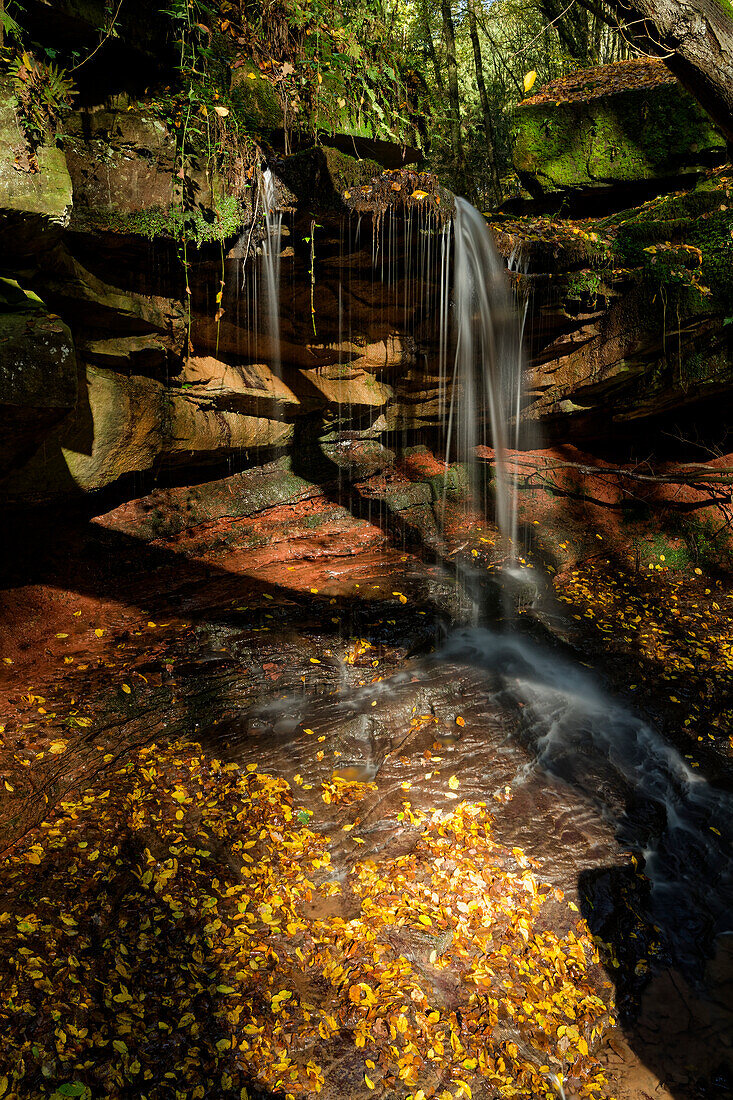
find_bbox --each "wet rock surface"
[1,452,732,1098]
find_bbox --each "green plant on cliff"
[8,51,75,149]
[609,173,733,310]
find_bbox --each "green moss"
[611,177,733,308]
[80,194,247,245]
[230,63,283,133]
[513,83,725,195]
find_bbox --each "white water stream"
[236,179,732,975]
[445,197,524,554]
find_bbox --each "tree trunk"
[597,0,733,140]
[467,0,501,205]
[439,0,467,191]
[418,0,444,95]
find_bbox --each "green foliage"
[237,0,410,141]
[0,1,22,45]
[611,175,733,309]
[8,51,75,147]
[85,194,247,246]
[663,512,733,573]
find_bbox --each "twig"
[70,0,126,72]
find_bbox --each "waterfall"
[259,167,282,374]
[444,198,524,556]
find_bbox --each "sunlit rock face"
[2,54,732,507]
[0,108,455,502]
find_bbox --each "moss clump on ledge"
[77,194,248,246]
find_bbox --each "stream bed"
[1,464,732,1100]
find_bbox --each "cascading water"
[258,167,282,375]
[439,626,733,976]
[444,198,524,556]
[218,172,732,1081]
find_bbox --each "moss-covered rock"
[277,145,383,211]
[230,62,284,133]
[493,167,733,437]
[609,175,733,309]
[513,60,726,197]
[64,100,250,245]
[0,81,72,227]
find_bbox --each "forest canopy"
[2,0,730,205]
[0,0,637,205]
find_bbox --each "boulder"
[3,358,298,500]
[0,279,77,478]
[230,62,284,133]
[277,146,383,212]
[513,60,726,199]
[1,365,165,498]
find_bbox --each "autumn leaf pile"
[556,563,733,754]
[520,59,676,107]
[343,170,452,222]
[0,740,613,1100]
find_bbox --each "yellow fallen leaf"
[448,775,459,790]
[55,633,68,639]
[48,740,68,754]
[122,684,132,694]
[410,189,428,200]
[95,628,104,638]
[418,914,432,926]
[523,69,537,93]
[456,716,465,727]
[364,1075,375,1090]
